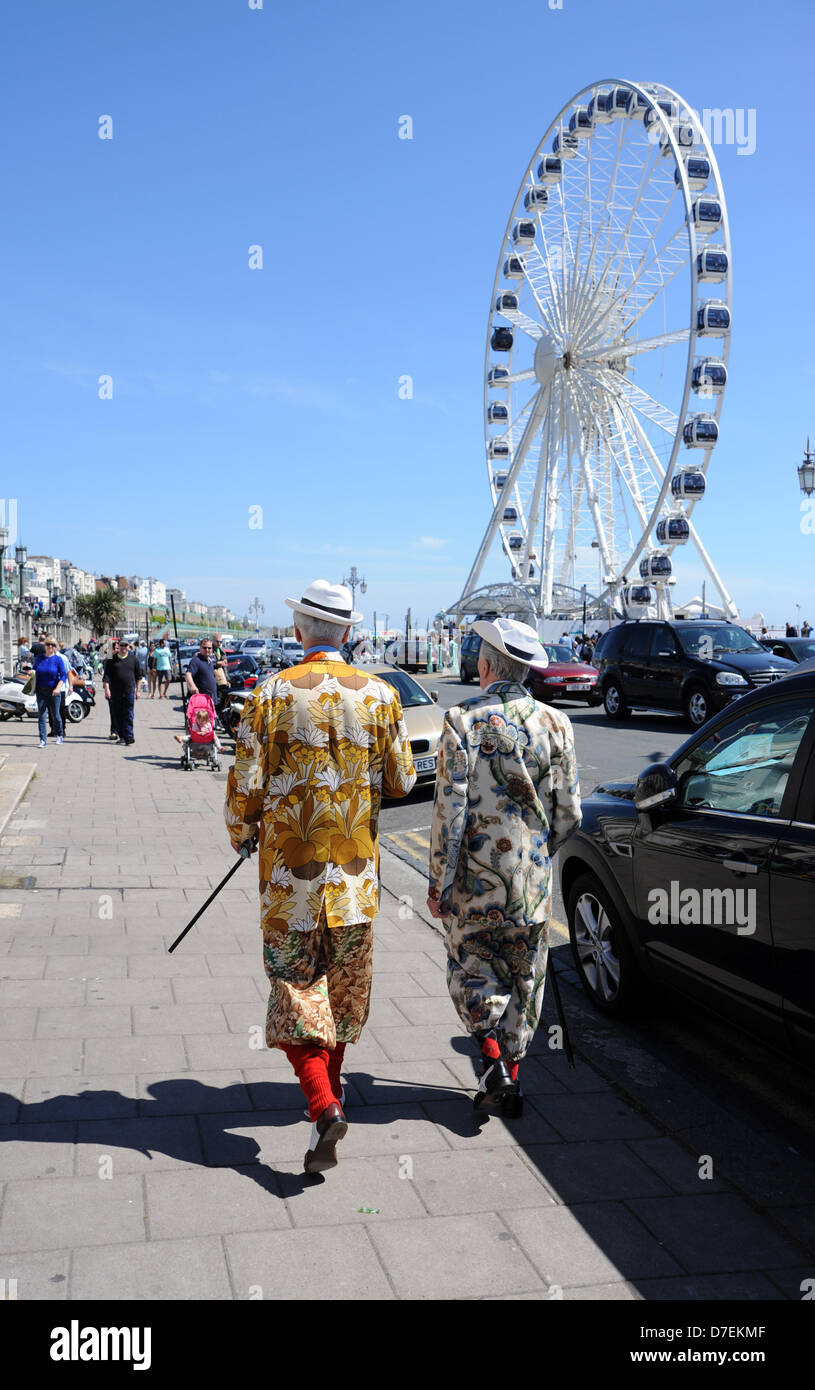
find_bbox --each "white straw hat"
[285,579,362,627]
[472,616,547,668]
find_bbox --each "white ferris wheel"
[458,78,736,625]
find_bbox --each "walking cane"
[547,951,577,1069]
[167,837,257,953]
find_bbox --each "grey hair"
[479,639,527,683]
[295,615,349,649]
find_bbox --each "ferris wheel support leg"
[687,520,739,620]
[461,386,548,600]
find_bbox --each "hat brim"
[285,597,362,627]
[472,620,544,668]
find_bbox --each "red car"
[525,643,601,706]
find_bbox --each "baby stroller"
[178,692,222,771]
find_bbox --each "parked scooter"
[0,671,90,723]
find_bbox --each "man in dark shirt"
[185,638,218,702]
[103,638,140,745]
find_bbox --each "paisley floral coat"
[427,681,582,927]
[225,655,416,931]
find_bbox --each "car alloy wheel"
[603,681,630,720]
[573,889,620,1004]
[567,873,647,1017]
[685,686,709,729]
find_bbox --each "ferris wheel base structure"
[449,577,736,631]
[461,77,739,632]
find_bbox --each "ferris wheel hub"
[533,330,560,388]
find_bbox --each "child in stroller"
[175,692,222,771]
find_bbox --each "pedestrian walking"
[224,580,416,1174]
[54,644,73,739]
[154,637,172,698]
[34,638,65,748]
[185,637,218,703]
[103,638,140,745]
[16,636,32,671]
[31,631,47,664]
[426,617,582,1118]
[147,641,157,697]
[136,638,149,694]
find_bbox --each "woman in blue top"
[34,639,66,747]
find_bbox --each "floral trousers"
[261,911,374,1049]
[445,913,550,1062]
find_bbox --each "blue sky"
[2,0,813,629]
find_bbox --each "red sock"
[509,1062,519,1082]
[480,1035,501,1061]
[282,1044,335,1121]
[327,1043,346,1100]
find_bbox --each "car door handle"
[722,859,759,875]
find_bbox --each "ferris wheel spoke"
[599,233,695,345]
[582,328,689,363]
[563,374,616,584]
[585,135,667,301]
[571,371,657,536]
[568,122,635,343]
[575,186,684,351]
[591,369,679,436]
[523,243,567,344]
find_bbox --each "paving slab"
[501,1203,683,1286]
[145,1165,290,1239]
[71,1236,232,1300]
[0,1248,71,1300]
[0,1174,145,1252]
[367,1213,545,1300]
[224,1226,395,1300]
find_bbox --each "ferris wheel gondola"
[458,77,737,624]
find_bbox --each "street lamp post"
[0,526,8,601]
[798,438,815,497]
[15,544,27,605]
[249,596,264,633]
[341,566,367,613]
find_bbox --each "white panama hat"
[285,579,363,627]
[472,616,547,668]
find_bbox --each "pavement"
[0,693,810,1302]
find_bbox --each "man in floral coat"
[225,580,416,1173]
[427,617,581,1118]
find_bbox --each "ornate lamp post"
[798,438,815,497]
[0,525,8,600]
[341,566,367,612]
[15,544,26,604]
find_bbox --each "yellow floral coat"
[225,656,416,930]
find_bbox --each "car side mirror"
[771,645,787,658]
[634,762,678,812]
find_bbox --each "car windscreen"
[375,669,432,708]
[677,625,765,657]
[545,644,577,663]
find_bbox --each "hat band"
[504,639,534,660]
[300,595,352,619]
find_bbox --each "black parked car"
[592,619,795,729]
[459,632,482,682]
[559,668,815,1063]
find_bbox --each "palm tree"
[75,588,125,638]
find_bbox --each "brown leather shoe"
[303,1102,348,1174]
